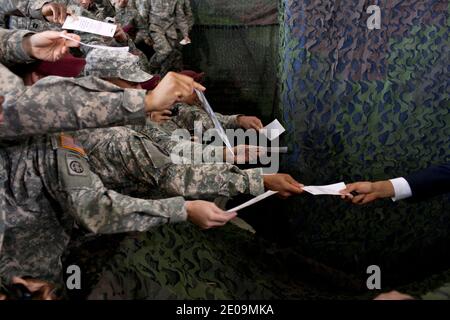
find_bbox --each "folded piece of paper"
[63,16,117,37]
[302,182,346,196]
[261,119,286,141]
[60,34,129,52]
[227,191,278,212]
[195,89,234,155]
[180,39,191,45]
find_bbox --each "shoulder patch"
[66,154,88,177]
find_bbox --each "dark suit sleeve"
[405,163,450,199]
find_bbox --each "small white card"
[262,119,286,141]
[63,16,117,37]
[227,191,278,212]
[302,182,347,196]
[180,39,191,45]
[195,89,234,155]
[60,34,129,52]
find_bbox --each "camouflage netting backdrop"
[65,0,450,299]
[277,0,450,285]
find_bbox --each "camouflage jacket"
[1,69,147,139]
[135,0,190,38]
[161,103,241,133]
[0,133,187,288]
[0,0,48,27]
[0,28,34,66]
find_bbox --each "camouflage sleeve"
[94,0,116,20]
[0,28,34,65]
[173,104,242,130]
[7,15,60,32]
[0,74,147,139]
[215,113,241,129]
[134,0,150,41]
[160,165,265,200]
[73,126,266,200]
[131,120,226,164]
[183,0,194,30]
[48,143,187,235]
[0,0,48,20]
[175,0,189,38]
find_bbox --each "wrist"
[185,201,193,216]
[373,181,395,199]
[144,92,156,113]
[21,35,33,58]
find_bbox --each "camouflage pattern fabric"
[0,28,34,66]
[158,103,241,134]
[0,133,187,291]
[72,126,265,200]
[0,71,147,139]
[65,222,367,300]
[0,0,48,27]
[278,0,450,285]
[135,0,189,73]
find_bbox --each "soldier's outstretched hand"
[22,31,80,62]
[185,201,237,230]
[263,174,304,199]
[145,72,206,112]
[236,116,264,130]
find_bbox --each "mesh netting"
[278,0,450,284]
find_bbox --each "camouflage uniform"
[0,69,148,139]
[0,0,48,28]
[136,0,189,74]
[66,0,116,21]
[180,0,193,31]
[0,133,188,290]
[0,39,189,292]
[79,50,265,200]
[158,103,242,134]
[73,125,265,201]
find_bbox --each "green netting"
[191,0,277,26]
[183,25,279,121]
[277,0,450,285]
[182,1,279,122]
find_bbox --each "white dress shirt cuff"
[390,177,413,202]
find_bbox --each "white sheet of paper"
[62,16,117,37]
[227,191,278,212]
[60,34,129,52]
[180,39,191,45]
[262,119,286,141]
[195,89,234,155]
[302,182,346,196]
